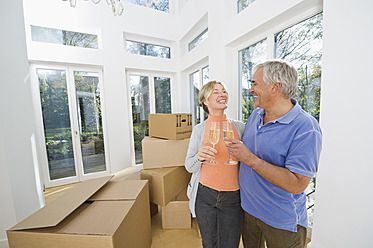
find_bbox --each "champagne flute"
[223,121,238,165]
[208,122,220,164]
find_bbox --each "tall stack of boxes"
[141,113,192,229]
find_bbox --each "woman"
[185,81,245,248]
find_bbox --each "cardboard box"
[149,113,192,140]
[7,177,152,248]
[142,136,190,169]
[161,188,191,229]
[140,167,191,206]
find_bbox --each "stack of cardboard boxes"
[141,113,193,229]
[6,113,194,248]
[7,176,152,248]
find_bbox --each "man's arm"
[225,138,311,194]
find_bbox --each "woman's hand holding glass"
[197,145,217,163]
[208,122,220,164]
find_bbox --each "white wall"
[0,0,44,242]
[308,0,373,247]
[22,0,178,176]
[0,123,17,243]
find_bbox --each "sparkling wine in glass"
[223,121,238,165]
[208,122,220,164]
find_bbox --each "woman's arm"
[185,124,203,173]
[185,123,216,173]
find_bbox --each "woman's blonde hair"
[198,81,229,114]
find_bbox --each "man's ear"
[271,82,282,93]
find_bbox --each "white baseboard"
[307,241,315,248]
[0,239,9,248]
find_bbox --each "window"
[31,25,98,49]
[130,75,150,165]
[125,0,169,12]
[129,73,172,165]
[238,12,323,227]
[275,12,323,226]
[237,0,256,13]
[275,12,323,122]
[33,66,109,188]
[154,77,171,113]
[190,66,209,126]
[239,39,267,122]
[202,66,210,85]
[126,40,171,59]
[188,28,208,51]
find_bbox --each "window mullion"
[267,34,275,59]
[149,74,156,114]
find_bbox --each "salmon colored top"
[199,115,240,191]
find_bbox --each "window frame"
[126,70,174,166]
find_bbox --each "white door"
[31,64,110,188]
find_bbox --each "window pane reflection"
[130,75,150,164]
[74,71,106,175]
[237,0,256,13]
[190,71,200,125]
[31,25,98,49]
[188,29,208,51]
[239,39,267,122]
[154,77,171,113]
[126,40,171,58]
[37,69,76,180]
[125,0,169,12]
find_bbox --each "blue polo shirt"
[239,99,322,232]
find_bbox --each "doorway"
[31,64,109,188]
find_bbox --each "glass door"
[129,75,150,165]
[127,72,172,166]
[32,65,109,188]
[73,70,107,176]
[190,66,209,126]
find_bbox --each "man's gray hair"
[253,60,298,98]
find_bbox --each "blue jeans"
[195,183,243,248]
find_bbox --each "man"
[225,60,322,248]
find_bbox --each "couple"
[185,60,322,248]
